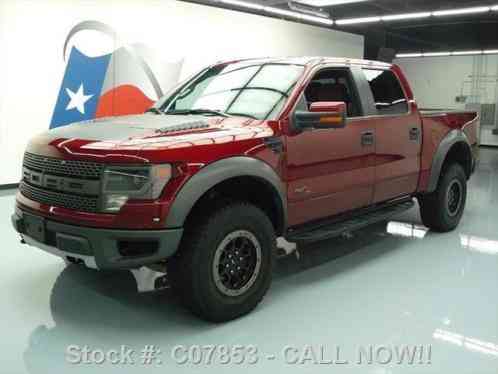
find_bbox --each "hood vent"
[157,121,209,134]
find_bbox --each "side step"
[286,199,415,244]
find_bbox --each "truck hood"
[27,114,275,162]
[46,114,252,143]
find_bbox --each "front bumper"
[12,209,183,270]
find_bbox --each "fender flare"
[427,129,472,193]
[165,157,287,230]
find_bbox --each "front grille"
[20,182,99,213]
[23,152,103,179]
[21,152,103,212]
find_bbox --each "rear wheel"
[169,201,275,322]
[418,163,467,232]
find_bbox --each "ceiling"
[315,0,498,53]
[188,0,498,57]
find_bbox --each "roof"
[216,56,392,69]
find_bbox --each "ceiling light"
[219,0,264,10]
[336,16,381,25]
[296,0,370,6]
[217,0,333,25]
[298,13,334,24]
[265,5,333,24]
[265,6,300,17]
[452,50,483,55]
[288,1,331,18]
[422,52,452,57]
[432,6,491,17]
[396,53,423,58]
[381,12,431,21]
[492,5,498,11]
[397,50,498,58]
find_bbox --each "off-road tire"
[169,201,275,322]
[418,163,467,232]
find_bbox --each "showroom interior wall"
[395,54,498,145]
[395,55,498,110]
[0,0,363,185]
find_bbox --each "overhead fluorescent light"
[432,6,491,17]
[397,50,498,58]
[336,16,381,25]
[396,53,423,58]
[216,0,333,25]
[265,6,301,17]
[423,52,452,57]
[265,5,333,24]
[219,0,264,10]
[298,13,334,24]
[452,50,483,55]
[492,5,498,11]
[296,0,370,6]
[339,11,430,25]
[288,1,331,18]
[381,12,431,21]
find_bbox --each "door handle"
[361,131,375,146]
[409,127,420,141]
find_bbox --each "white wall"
[0,0,364,185]
[395,54,498,110]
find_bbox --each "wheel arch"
[165,157,287,236]
[427,129,473,193]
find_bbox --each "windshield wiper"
[165,109,230,118]
[145,107,164,115]
[227,112,258,120]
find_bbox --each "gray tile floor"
[1,149,498,374]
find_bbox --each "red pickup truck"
[12,57,478,322]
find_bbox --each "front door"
[285,67,376,227]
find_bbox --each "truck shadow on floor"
[45,219,429,329]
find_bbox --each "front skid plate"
[130,267,169,293]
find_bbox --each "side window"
[303,68,362,117]
[363,69,408,115]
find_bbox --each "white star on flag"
[65,83,93,114]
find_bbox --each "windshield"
[159,62,304,120]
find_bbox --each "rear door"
[360,68,422,203]
[285,66,378,226]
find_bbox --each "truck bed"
[420,108,477,117]
[420,108,479,146]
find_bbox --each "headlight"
[102,164,172,213]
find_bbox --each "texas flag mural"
[50,21,183,129]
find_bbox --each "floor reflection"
[15,148,498,374]
[433,329,498,357]
[460,234,498,255]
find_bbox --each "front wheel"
[169,201,275,322]
[418,163,467,232]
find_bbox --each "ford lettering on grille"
[21,153,102,213]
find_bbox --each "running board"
[286,199,415,244]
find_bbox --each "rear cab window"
[362,69,408,115]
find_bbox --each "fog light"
[103,195,128,213]
[118,240,158,257]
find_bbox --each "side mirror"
[294,101,347,131]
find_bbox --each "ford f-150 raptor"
[12,57,479,322]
